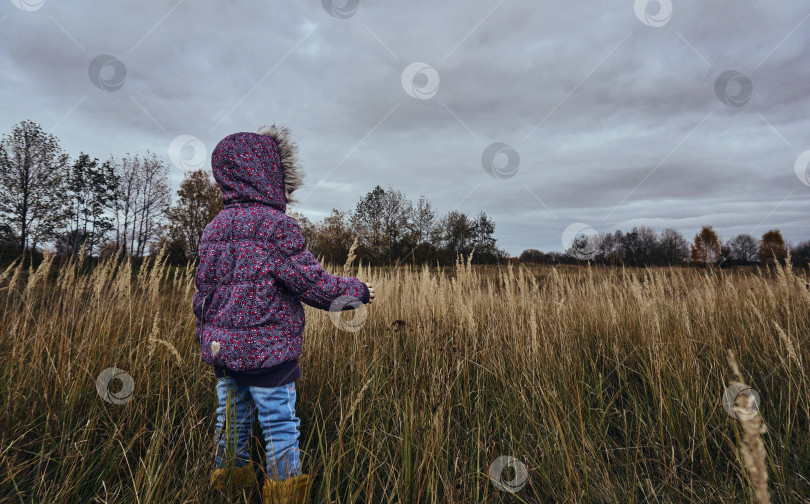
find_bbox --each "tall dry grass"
[0,249,808,503]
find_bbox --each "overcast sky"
[1,0,808,255]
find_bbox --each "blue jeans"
[214,377,302,480]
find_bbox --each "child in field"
[192,125,374,503]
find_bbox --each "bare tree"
[790,240,810,268]
[620,226,658,266]
[111,151,171,258]
[471,211,498,257]
[351,185,386,261]
[351,185,413,264]
[411,195,439,247]
[381,186,413,263]
[112,154,138,257]
[0,120,70,252]
[727,234,759,263]
[440,210,475,256]
[59,152,118,257]
[658,228,690,265]
[596,231,623,265]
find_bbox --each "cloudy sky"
[1,0,808,255]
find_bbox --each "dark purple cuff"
[359,282,370,304]
[213,359,300,387]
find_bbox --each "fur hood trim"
[258,123,304,205]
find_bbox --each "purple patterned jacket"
[192,129,370,385]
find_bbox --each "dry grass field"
[0,250,808,503]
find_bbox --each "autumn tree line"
[1,120,807,269]
[523,225,809,268]
[0,120,506,268]
[0,120,184,264]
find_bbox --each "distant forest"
[1,120,808,269]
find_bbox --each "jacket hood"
[211,124,303,212]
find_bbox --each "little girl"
[192,125,375,503]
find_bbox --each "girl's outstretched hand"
[365,283,375,304]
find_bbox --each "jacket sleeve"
[269,216,370,310]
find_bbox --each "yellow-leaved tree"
[759,229,786,265]
[690,226,722,265]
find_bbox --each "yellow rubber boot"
[261,473,309,504]
[209,464,257,491]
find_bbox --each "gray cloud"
[1,0,808,255]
